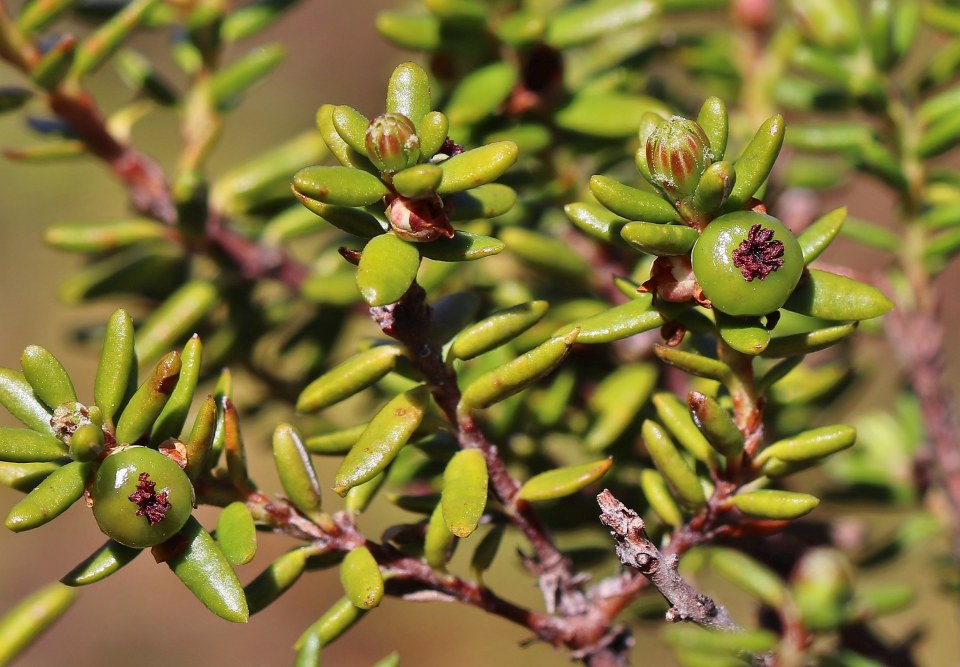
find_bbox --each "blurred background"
[0,1,959,665]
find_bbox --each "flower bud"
[365,113,421,174]
[645,117,714,199]
[386,194,455,243]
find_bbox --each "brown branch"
[47,90,177,224]
[205,215,309,290]
[885,304,960,551]
[597,489,740,631]
[368,283,577,594]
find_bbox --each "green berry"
[692,211,803,317]
[92,446,194,548]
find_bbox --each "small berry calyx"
[732,223,785,281]
[386,194,455,242]
[128,472,172,525]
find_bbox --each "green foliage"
[0,0,958,666]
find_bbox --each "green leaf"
[761,323,857,358]
[305,424,367,455]
[449,301,549,361]
[44,219,168,254]
[0,461,63,493]
[692,161,736,213]
[445,183,517,221]
[295,596,367,651]
[114,351,181,445]
[500,227,590,280]
[0,583,76,666]
[376,11,441,50]
[356,234,421,306]
[316,104,374,171]
[151,335,202,445]
[419,111,449,159]
[94,309,136,427]
[333,386,431,495]
[696,96,728,160]
[663,626,778,654]
[714,312,770,356]
[731,489,820,519]
[386,62,432,128]
[459,329,578,412]
[295,196,385,237]
[557,93,669,138]
[292,166,389,207]
[653,344,732,382]
[640,469,684,527]
[620,221,699,256]
[437,142,518,195]
[797,207,846,264]
[516,458,612,502]
[298,345,403,413]
[783,269,894,320]
[564,202,629,246]
[589,175,680,223]
[273,423,324,520]
[4,460,92,532]
[571,296,664,344]
[445,62,518,127]
[392,164,443,199]
[688,391,743,458]
[61,539,142,586]
[210,44,286,109]
[586,363,657,452]
[71,0,159,76]
[135,280,218,362]
[184,395,216,480]
[167,516,248,623]
[31,34,76,90]
[700,546,786,607]
[344,471,386,514]
[441,449,488,538]
[0,428,68,463]
[546,0,657,47]
[722,114,785,213]
[216,502,258,566]
[417,231,506,262]
[471,524,505,580]
[652,392,717,465]
[642,420,705,509]
[756,425,856,464]
[0,369,54,435]
[424,501,456,570]
[332,105,371,156]
[340,546,384,609]
[245,548,309,615]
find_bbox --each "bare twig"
[597,489,740,631]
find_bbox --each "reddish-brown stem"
[886,305,960,549]
[46,89,177,224]
[367,285,580,608]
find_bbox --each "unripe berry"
[92,446,194,548]
[691,211,803,316]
